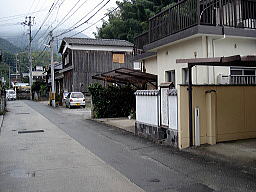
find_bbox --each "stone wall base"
[135,121,178,147]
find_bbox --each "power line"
[70,7,118,37]
[51,0,82,31]
[35,46,47,62]
[33,0,42,13]
[0,8,48,23]
[28,0,37,14]
[66,0,105,31]
[54,0,111,38]
[52,0,90,31]
[31,0,60,41]
[34,0,66,49]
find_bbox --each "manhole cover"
[177,183,214,192]
[18,130,44,134]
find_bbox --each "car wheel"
[68,104,72,109]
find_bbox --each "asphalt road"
[25,100,256,192]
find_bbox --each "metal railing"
[134,32,149,55]
[230,75,256,85]
[134,0,256,47]
[149,0,198,43]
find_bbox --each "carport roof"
[92,68,157,89]
[176,55,256,66]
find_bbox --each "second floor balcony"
[134,0,256,54]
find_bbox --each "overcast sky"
[0,0,117,39]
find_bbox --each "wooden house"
[58,38,134,93]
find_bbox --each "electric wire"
[51,0,82,31]
[54,0,111,38]
[31,0,60,41]
[70,6,118,37]
[0,8,48,23]
[64,0,105,32]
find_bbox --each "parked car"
[6,89,16,100]
[65,92,85,108]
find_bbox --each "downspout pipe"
[212,26,226,83]
[188,64,194,147]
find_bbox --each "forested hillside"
[0,38,20,54]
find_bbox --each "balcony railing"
[135,0,256,50]
[134,32,149,55]
[149,0,199,43]
[230,75,256,85]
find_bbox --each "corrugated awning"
[92,68,157,89]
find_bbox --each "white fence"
[135,89,178,130]
[135,90,159,126]
[168,91,178,130]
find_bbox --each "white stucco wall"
[144,56,158,75]
[153,36,256,86]
[157,37,205,87]
[207,36,256,83]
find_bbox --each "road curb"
[0,115,4,131]
[90,119,136,135]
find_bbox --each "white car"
[65,92,85,108]
[6,89,16,100]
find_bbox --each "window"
[112,53,125,64]
[182,68,189,84]
[166,70,175,85]
[71,92,84,98]
[244,69,255,75]
[231,67,256,76]
[64,54,69,65]
[231,69,242,75]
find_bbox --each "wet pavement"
[1,100,256,192]
[0,101,144,192]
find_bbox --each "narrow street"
[1,100,256,192]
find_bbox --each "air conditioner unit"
[217,74,229,84]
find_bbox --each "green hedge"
[88,83,136,118]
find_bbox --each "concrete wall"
[136,94,159,126]
[157,37,204,87]
[179,85,256,149]
[143,56,158,75]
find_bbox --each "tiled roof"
[63,37,134,47]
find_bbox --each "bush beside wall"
[88,83,136,118]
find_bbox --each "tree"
[95,0,177,42]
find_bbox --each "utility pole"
[15,54,18,80]
[9,66,11,88]
[22,16,35,100]
[49,31,55,107]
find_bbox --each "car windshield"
[71,93,84,98]
[9,91,15,94]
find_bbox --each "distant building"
[32,66,46,83]
[58,38,134,93]
[45,62,63,94]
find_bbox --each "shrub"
[88,83,136,118]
